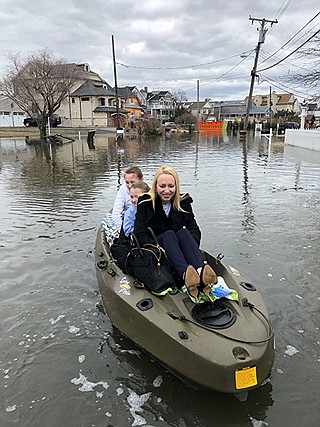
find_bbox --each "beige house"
[56,63,134,128]
[56,63,125,127]
[184,100,213,120]
[252,92,300,115]
[65,80,127,127]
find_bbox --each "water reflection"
[284,144,320,191]
[102,325,274,426]
[284,144,320,165]
[1,133,320,426]
[241,140,256,234]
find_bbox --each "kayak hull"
[95,226,274,393]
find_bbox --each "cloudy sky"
[0,0,319,101]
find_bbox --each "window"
[99,98,106,106]
[81,97,90,102]
[72,98,75,104]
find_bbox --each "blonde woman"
[134,166,217,302]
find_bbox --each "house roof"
[71,80,115,97]
[147,91,171,101]
[93,106,128,114]
[220,104,268,115]
[250,106,269,114]
[124,104,142,109]
[220,100,246,106]
[187,101,208,109]
[47,63,103,82]
[276,93,293,105]
[307,103,317,111]
[252,92,295,106]
[117,86,136,99]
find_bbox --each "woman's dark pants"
[157,228,203,278]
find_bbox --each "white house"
[0,95,26,127]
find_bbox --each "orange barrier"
[198,121,223,131]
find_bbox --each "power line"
[183,52,255,93]
[116,50,253,71]
[260,74,316,99]
[275,0,292,21]
[257,28,320,73]
[259,48,312,71]
[259,12,320,66]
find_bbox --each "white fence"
[285,129,320,151]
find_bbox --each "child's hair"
[124,166,143,179]
[131,181,150,193]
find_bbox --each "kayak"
[95,225,275,393]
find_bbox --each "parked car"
[278,122,299,134]
[164,121,177,131]
[23,114,61,128]
[164,122,177,132]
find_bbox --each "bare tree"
[172,89,188,120]
[288,35,320,100]
[0,49,81,139]
[172,89,188,104]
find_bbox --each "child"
[123,181,150,237]
[112,166,144,232]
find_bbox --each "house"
[184,100,213,121]
[118,86,145,125]
[143,90,176,123]
[127,86,147,109]
[68,80,128,127]
[303,102,319,128]
[252,92,300,115]
[0,95,26,127]
[58,65,148,128]
[56,63,118,126]
[204,99,269,122]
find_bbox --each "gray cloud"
[0,0,319,101]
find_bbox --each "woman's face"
[156,173,176,204]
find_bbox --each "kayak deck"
[95,226,274,393]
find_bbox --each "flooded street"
[0,132,319,427]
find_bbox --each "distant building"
[252,92,300,115]
[183,100,213,121]
[68,80,129,127]
[184,99,269,122]
[118,86,145,124]
[142,89,176,123]
[0,95,25,127]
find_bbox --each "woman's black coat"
[134,193,201,246]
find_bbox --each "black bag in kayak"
[110,236,130,271]
[125,228,176,294]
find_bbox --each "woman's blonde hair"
[147,165,184,211]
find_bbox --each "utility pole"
[269,85,272,128]
[244,16,277,131]
[111,35,121,131]
[197,79,200,126]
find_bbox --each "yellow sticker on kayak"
[120,284,131,290]
[235,366,257,389]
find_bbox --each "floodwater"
[0,131,319,427]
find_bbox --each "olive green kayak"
[95,226,275,393]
